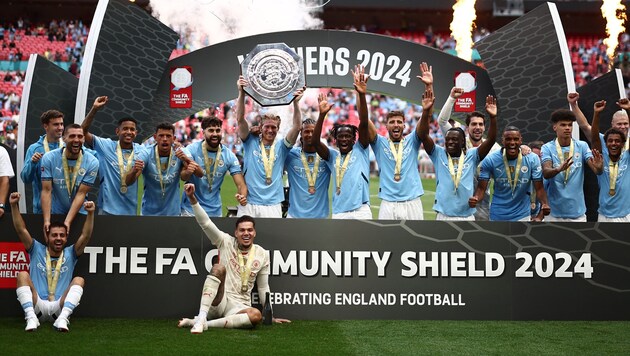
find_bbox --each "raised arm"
[285,87,306,145]
[74,200,95,256]
[591,100,605,153]
[477,95,498,160]
[10,192,33,250]
[64,184,91,232]
[437,87,464,136]
[417,61,433,91]
[417,88,436,154]
[236,76,250,141]
[312,93,333,161]
[185,183,224,246]
[352,65,373,147]
[568,92,592,142]
[81,96,108,146]
[617,97,630,119]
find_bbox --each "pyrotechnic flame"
[601,0,627,68]
[450,0,477,62]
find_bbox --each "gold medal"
[609,189,616,196]
[120,185,128,194]
[394,173,401,182]
[336,187,341,195]
[308,186,315,194]
[531,202,536,210]
[241,285,248,293]
[266,178,272,185]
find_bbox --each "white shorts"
[209,295,250,319]
[237,203,282,218]
[379,197,424,220]
[545,215,587,222]
[34,295,61,322]
[436,212,475,221]
[598,213,630,222]
[332,204,372,219]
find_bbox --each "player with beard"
[419,89,498,220]
[470,126,550,221]
[569,92,630,152]
[284,118,332,218]
[81,96,146,215]
[363,62,432,220]
[21,110,65,213]
[41,124,99,233]
[590,100,630,222]
[540,109,602,222]
[311,66,371,219]
[126,122,197,216]
[438,87,502,220]
[181,116,247,217]
[235,75,304,218]
[11,192,95,332]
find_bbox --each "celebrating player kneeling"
[178,184,290,333]
[10,192,95,332]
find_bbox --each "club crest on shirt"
[520,166,528,173]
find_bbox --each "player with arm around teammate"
[11,192,95,332]
[178,184,289,333]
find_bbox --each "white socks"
[16,286,36,319]
[197,275,221,322]
[58,285,83,320]
[206,313,253,329]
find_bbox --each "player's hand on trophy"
[293,86,306,103]
[237,75,249,92]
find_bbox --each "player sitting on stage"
[10,192,95,332]
[178,184,289,333]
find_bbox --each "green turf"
[1,318,627,355]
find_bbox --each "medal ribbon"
[388,138,404,179]
[45,249,64,301]
[61,149,83,198]
[202,141,222,191]
[154,145,173,197]
[300,150,320,189]
[609,160,619,193]
[335,151,352,193]
[502,149,523,195]
[117,142,134,192]
[43,136,63,153]
[447,150,466,191]
[555,139,574,185]
[237,245,256,293]
[259,141,276,183]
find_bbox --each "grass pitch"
[1,318,628,355]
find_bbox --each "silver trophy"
[241,43,306,107]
